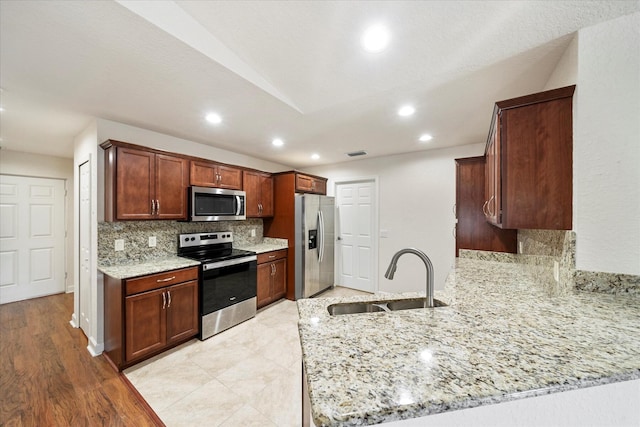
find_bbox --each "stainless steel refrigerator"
[294,194,335,299]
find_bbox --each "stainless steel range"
[177,232,257,340]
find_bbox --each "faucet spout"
[384,248,434,308]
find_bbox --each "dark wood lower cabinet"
[456,156,517,256]
[125,288,166,362]
[104,266,199,371]
[165,281,199,343]
[257,250,287,309]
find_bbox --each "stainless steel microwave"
[189,186,246,221]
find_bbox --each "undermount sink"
[327,298,447,316]
[327,302,387,315]
[386,298,448,311]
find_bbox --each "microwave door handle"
[235,195,241,216]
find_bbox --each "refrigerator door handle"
[318,210,324,263]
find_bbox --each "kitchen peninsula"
[297,257,640,426]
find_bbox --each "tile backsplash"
[98,219,264,266]
[517,229,566,257]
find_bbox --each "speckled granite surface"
[98,256,200,280]
[297,258,640,426]
[574,269,640,295]
[235,237,288,254]
[98,219,265,266]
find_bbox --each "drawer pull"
[157,276,176,283]
[268,255,276,258]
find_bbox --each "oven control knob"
[184,237,189,242]
[191,237,196,241]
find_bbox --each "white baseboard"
[69,313,79,328]
[87,336,104,356]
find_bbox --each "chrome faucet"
[384,248,434,308]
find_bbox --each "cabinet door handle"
[157,276,176,283]
[151,199,156,215]
[487,196,495,217]
[482,200,489,216]
[167,290,171,308]
[162,291,166,309]
[156,199,160,215]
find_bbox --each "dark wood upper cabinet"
[190,160,243,190]
[243,170,273,217]
[102,141,188,221]
[295,172,327,195]
[456,157,517,256]
[155,154,189,219]
[484,85,575,230]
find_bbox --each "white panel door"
[79,161,91,333]
[0,175,66,304]
[337,180,375,292]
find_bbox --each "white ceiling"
[1,1,638,168]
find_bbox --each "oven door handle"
[203,255,257,271]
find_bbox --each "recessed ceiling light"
[419,134,433,142]
[311,153,320,160]
[272,138,284,147]
[362,24,390,53]
[0,107,4,113]
[205,112,222,124]
[398,105,415,117]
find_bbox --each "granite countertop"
[235,237,288,254]
[98,256,201,280]
[297,258,640,426]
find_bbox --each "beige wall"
[0,149,75,293]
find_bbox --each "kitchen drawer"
[126,267,199,296]
[257,249,288,264]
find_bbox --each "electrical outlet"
[518,241,524,254]
[149,236,157,247]
[553,261,560,282]
[250,229,256,238]
[115,239,124,251]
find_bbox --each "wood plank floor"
[0,293,162,426]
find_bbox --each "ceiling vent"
[347,150,367,157]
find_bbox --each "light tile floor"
[124,286,368,427]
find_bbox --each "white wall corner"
[73,119,104,354]
[573,12,640,275]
